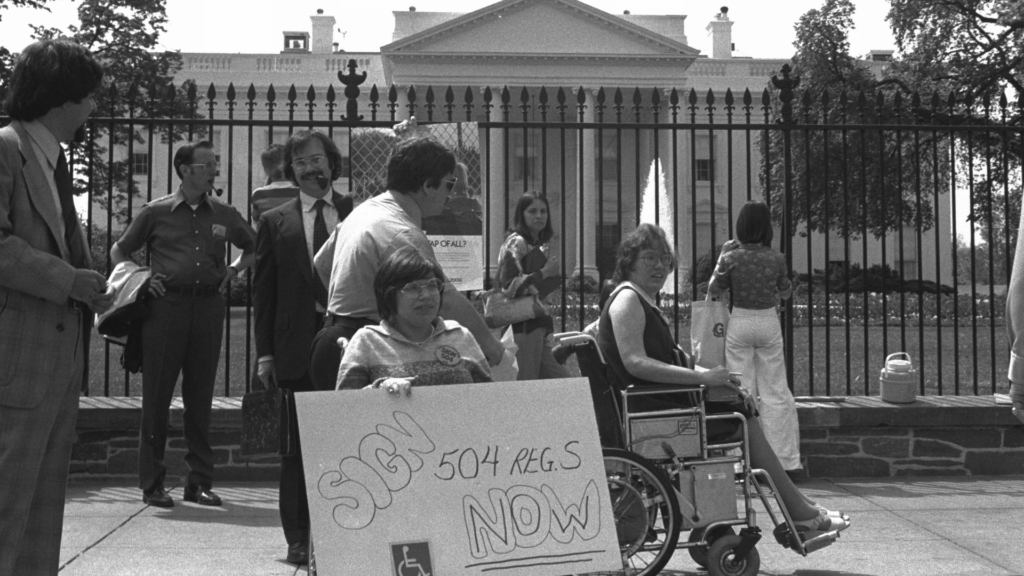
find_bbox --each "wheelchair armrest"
[623,383,705,394]
[552,331,607,364]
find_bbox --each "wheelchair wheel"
[707,534,760,576]
[687,525,736,568]
[603,448,681,576]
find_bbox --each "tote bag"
[690,291,730,370]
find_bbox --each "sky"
[0,0,898,59]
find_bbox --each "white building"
[103,0,952,289]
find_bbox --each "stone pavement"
[58,476,1024,575]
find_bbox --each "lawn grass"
[86,309,1010,398]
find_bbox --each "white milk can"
[879,352,917,404]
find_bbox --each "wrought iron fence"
[5,62,1022,398]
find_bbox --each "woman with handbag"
[707,201,801,477]
[493,191,570,380]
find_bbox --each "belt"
[323,313,375,330]
[163,284,219,298]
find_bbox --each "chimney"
[706,6,733,59]
[311,9,336,54]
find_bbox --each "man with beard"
[252,130,352,564]
[111,140,256,508]
[0,38,113,576]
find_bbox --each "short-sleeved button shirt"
[712,244,792,310]
[116,189,256,287]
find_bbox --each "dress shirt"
[21,120,66,240]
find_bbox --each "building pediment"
[382,0,700,59]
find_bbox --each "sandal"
[816,505,850,521]
[793,509,851,538]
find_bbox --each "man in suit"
[0,39,113,575]
[253,130,352,565]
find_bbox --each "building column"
[484,86,507,284]
[572,86,599,281]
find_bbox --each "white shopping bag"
[690,291,730,369]
[489,326,519,381]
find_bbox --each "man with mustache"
[0,38,113,576]
[252,130,352,564]
[111,140,256,508]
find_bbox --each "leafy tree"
[3,0,198,223]
[0,1,52,101]
[761,0,945,240]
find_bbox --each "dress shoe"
[183,485,222,506]
[142,487,174,508]
[286,541,309,565]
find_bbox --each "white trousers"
[725,306,802,470]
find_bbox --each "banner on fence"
[294,378,621,576]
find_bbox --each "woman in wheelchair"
[335,247,493,393]
[597,223,850,540]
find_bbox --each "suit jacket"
[0,121,92,408]
[253,192,352,381]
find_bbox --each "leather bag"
[482,290,549,329]
[241,387,298,456]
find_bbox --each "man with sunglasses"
[111,140,256,508]
[252,130,353,564]
[310,137,504,391]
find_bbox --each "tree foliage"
[761,0,945,239]
[1,0,199,223]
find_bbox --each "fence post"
[772,64,799,389]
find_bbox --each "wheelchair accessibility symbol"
[392,542,433,576]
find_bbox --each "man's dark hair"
[173,141,215,180]
[510,190,554,245]
[386,137,456,194]
[282,131,344,185]
[611,223,676,285]
[374,247,445,322]
[735,201,774,247]
[4,39,104,121]
[261,144,287,182]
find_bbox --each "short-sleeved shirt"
[712,244,791,310]
[250,180,299,223]
[320,190,445,320]
[116,189,256,287]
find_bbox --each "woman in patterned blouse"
[707,201,801,475]
[335,247,492,393]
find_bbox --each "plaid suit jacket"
[0,121,91,408]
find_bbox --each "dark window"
[696,159,713,182]
[131,153,149,176]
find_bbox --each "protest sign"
[294,378,621,576]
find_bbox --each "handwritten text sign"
[294,378,622,576]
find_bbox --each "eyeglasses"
[291,154,327,170]
[189,161,220,171]
[639,253,674,268]
[442,177,458,192]
[398,278,443,296]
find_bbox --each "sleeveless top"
[598,282,691,388]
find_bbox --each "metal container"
[880,352,917,404]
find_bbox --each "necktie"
[55,149,80,254]
[313,199,329,308]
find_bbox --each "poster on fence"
[349,121,485,291]
[294,379,621,576]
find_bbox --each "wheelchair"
[553,332,845,576]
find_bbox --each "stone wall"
[70,394,1024,482]
[795,395,1024,477]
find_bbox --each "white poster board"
[294,379,621,576]
[428,235,484,291]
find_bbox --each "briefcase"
[241,388,298,456]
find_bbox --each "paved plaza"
[56,476,1024,575]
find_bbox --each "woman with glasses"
[598,223,849,541]
[335,247,492,391]
[494,191,570,380]
[707,201,802,478]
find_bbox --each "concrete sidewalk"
[58,476,1024,575]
